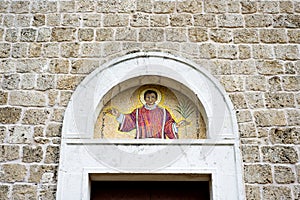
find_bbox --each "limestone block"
[139,28,164,42]
[238,45,251,59]
[37,28,51,42]
[260,29,287,43]
[294,185,300,200]
[236,110,252,123]
[0,28,3,41]
[1,164,27,182]
[268,76,282,91]
[10,91,46,107]
[47,90,59,106]
[0,107,21,124]
[0,43,10,58]
[57,75,83,90]
[16,59,47,73]
[12,184,37,200]
[136,0,152,12]
[0,145,19,161]
[209,29,232,43]
[253,45,274,59]
[20,74,35,90]
[131,13,149,27]
[33,14,46,27]
[258,1,279,13]
[273,14,300,28]
[287,30,300,43]
[284,62,297,74]
[170,14,192,27]
[244,164,272,184]
[102,42,122,57]
[194,14,216,27]
[238,123,257,138]
[10,1,30,14]
[227,1,240,13]
[29,164,57,183]
[61,43,79,58]
[15,15,31,27]
[96,28,114,41]
[241,145,260,162]
[45,145,60,164]
[81,43,101,57]
[261,146,298,163]
[29,43,42,58]
[204,1,226,13]
[0,3,9,13]
[115,27,137,41]
[266,92,295,108]
[0,185,9,200]
[51,108,65,122]
[62,14,80,27]
[20,28,37,42]
[32,1,57,13]
[166,28,187,42]
[76,0,95,12]
[245,185,260,200]
[187,28,207,42]
[229,93,247,109]
[12,43,27,58]
[103,14,129,27]
[22,145,43,163]
[36,74,55,91]
[7,126,32,144]
[78,28,94,41]
[217,14,244,28]
[38,185,56,200]
[43,43,59,58]
[46,123,62,137]
[274,166,295,184]
[5,28,18,42]
[286,109,300,126]
[59,1,75,13]
[245,14,273,27]
[49,59,70,74]
[234,29,259,43]
[51,27,76,42]
[22,109,50,125]
[2,74,20,90]
[3,15,15,28]
[263,186,292,200]
[82,14,102,27]
[283,76,300,91]
[219,75,244,92]
[0,91,8,105]
[153,1,175,14]
[257,127,269,138]
[279,1,294,13]
[217,44,238,59]
[150,15,169,27]
[199,43,216,58]
[256,60,284,75]
[275,45,299,60]
[254,110,286,126]
[34,126,44,137]
[177,0,202,13]
[232,60,256,75]
[246,76,266,91]
[59,91,72,106]
[46,14,60,26]
[241,2,257,14]
[71,59,98,74]
[297,164,300,183]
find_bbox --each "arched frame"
[57,52,245,200]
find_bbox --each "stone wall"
[0,0,299,199]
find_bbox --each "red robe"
[119,106,178,139]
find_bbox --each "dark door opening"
[90,181,210,200]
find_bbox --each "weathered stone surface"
[103,14,129,27]
[210,29,232,43]
[254,110,286,126]
[46,123,62,137]
[33,14,45,27]
[29,165,57,183]
[273,14,300,28]
[62,14,80,26]
[270,127,300,144]
[43,43,59,58]
[12,43,28,58]
[153,1,175,14]
[150,15,169,27]
[253,45,274,59]
[238,45,251,59]
[10,91,46,107]
[241,145,260,162]
[49,59,70,74]
[36,74,55,91]
[263,186,292,200]
[20,28,36,42]
[96,28,114,41]
[28,43,42,57]
[12,184,37,200]
[199,43,216,58]
[139,28,164,42]
[0,43,11,58]
[166,28,187,42]
[115,27,137,41]
[245,185,260,200]
[51,27,76,42]
[82,14,102,27]
[81,43,101,57]
[260,29,287,43]
[0,145,19,161]
[236,110,252,123]
[32,1,57,13]
[274,45,300,60]
[217,45,238,59]
[78,28,94,41]
[287,30,300,43]
[268,76,282,91]
[170,14,192,27]
[234,29,258,43]
[0,126,6,143]
[16,59,47,73]
[56,75,83,90]
[244,164,272,183]
[297,164,300,183]
[245,76,266,91]
[220,76,244,92]
[130,13,149,27]
[59,91,72,106]
[274,166,295,184]
[261,146,298,164]
[2,74,20,90]
[20,74,35,90]
[194,14,216,27]
[71,59,98,74]
[45,145,60,164]
[286,109,300,126]
[37,28,51,42]
[245,92,264,109]
[245,14,273,27]
[0,185,9,200]
[22,109,50,125]
[0,107,21,124]
[38,185,56,200]
[265,92,295,108]
[177,0,202,13]
[22,145,43,163]
[229,93,247,109]
[282,76,300,91]
[256,60,284,75]
[51,108,65,122]
[7,126,32,144]
[241,2,257,14]
[239,123,257,138]
[217,14,244,28]
[1,164,27,182]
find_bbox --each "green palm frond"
[175,99,195,119]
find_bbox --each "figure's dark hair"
[144,90,158,100]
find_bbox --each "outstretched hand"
[107,108,120,118]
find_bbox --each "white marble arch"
[57,52,245,200]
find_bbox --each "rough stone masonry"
[0,0,299,199]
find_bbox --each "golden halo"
[140,88,162,105]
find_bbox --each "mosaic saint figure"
[109,89,189,139]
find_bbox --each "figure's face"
[144,93,157,106]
